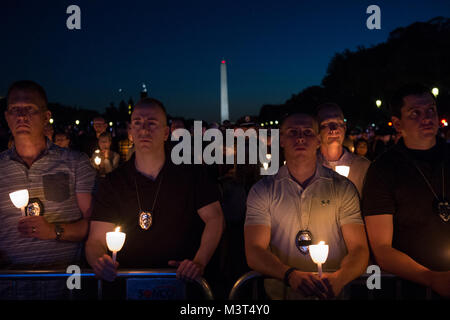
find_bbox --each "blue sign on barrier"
[126,278,186,300]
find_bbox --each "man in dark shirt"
[362,84,450,298]
[85,98,224,281]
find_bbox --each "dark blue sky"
[1,0,449,122]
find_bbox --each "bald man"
[86,98,224,283]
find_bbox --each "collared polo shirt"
[245,163,363,299]
[0,141,96,269]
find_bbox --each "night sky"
[1,0,449,122]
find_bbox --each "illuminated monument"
[220,60,229,123]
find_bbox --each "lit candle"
[335,165,350,178]
[265,154,272,161]
[95,149,100,154]
[262,162,269,171]
[309,241,329,278]
[94,156,101,166]
[9,189,29,216]
[106,227,126,263]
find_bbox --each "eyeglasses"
[6,106,42,117]
[319,122,346,131]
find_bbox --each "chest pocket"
[42,172,70,202]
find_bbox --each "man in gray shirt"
[245,113,369,299]
[316,103,370,196]
[0,81,96,299]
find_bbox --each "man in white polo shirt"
[244,113,369,300]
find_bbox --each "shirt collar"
[317,148,351,166]
[9,138,56,163]
[275,161,332,185]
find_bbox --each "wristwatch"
[55,224,64,241]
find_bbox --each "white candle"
[9,189,29,216]
[106,227,126,263]
[309,241,329,278]
[335,165,350,178]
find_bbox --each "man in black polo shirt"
[362,84,450,298]
[85,98,224,282]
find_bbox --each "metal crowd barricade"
[0,269,214,300]
[228,271,435,300]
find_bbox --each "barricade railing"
[0,269,214,300]
[228,271,435,300]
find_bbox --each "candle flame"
[115,227,121,232]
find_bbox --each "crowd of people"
[0,80,448,300]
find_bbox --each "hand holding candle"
[309,241,329,278]
[106,227,126,263]
[9,189,29,216]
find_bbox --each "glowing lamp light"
[94,156,101,166]
[275,120,279,125]
[441,119,448,127]
[270,121,273,125]
[75,120,80,125]
[49,118,54,124]
[335,165,350,178]
[309,241,329,278]
[432,87,439,97]
[261,123,264,127]
[388,122,393,127]
[109,122,113,126]
[106,227,126,263]
[9,189,29,216]
[376,100,382,108]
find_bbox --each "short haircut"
[389,83,435,118]
[98,131,112,141]
[6,80,48,110]
[280,112,319,134]
[93,116,106,123]
[54,131,70,139]
[354,138,368,148]
[316,103,344,124]
[134,97,168,124]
